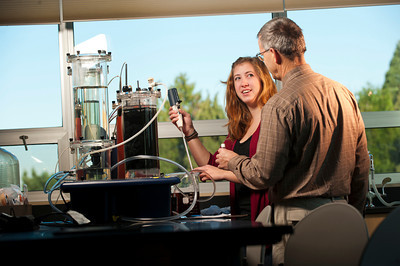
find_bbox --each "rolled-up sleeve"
[228,102,291,190]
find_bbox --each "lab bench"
[0,216,292,265]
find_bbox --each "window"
[1,145,58,191]
[0,24,67,192]
[288,5,400,112]
[1,5,400,196]
[159,136,226,174]
[74,13,271,122]
[288,5,400,186]
[0,25,62,129]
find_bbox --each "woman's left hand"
[193,165,227,182]
[193,165,240,183]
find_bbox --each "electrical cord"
[44,170,75,213]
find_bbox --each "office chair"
[246,205,272,266]
[359,205,400,266]
[284,202,369,266]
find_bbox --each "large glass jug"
[0,148,20,188]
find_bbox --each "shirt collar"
[282,64,312,85]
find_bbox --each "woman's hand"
[194,165,240,183]
[168,107,195,136]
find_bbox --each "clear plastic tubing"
[110,155,198,222]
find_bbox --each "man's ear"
[271,48,282,65]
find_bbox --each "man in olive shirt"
[215,17,369,265]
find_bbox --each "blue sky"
[1,4,399,176]
[73,5,400,107]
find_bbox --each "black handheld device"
[168,88,183,128]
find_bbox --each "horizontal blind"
[0,0,399,25]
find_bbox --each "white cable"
[110,155,199,221]
[178,127,216,203]
[180,129,193,171]
[119,62,127,90]
[108,104,121,122]
[108,75,120,87]
[56,79,167,171]
[77,82,168,164]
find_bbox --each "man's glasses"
[256,49,270,61]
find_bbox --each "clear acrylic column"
[67,50,113,180]
[117,87,161,178]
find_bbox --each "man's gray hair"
[257,17,306,61]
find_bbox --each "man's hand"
[215,148,238,169]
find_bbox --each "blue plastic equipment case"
[61,177,180,223]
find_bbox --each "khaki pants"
[270,197,347,266]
